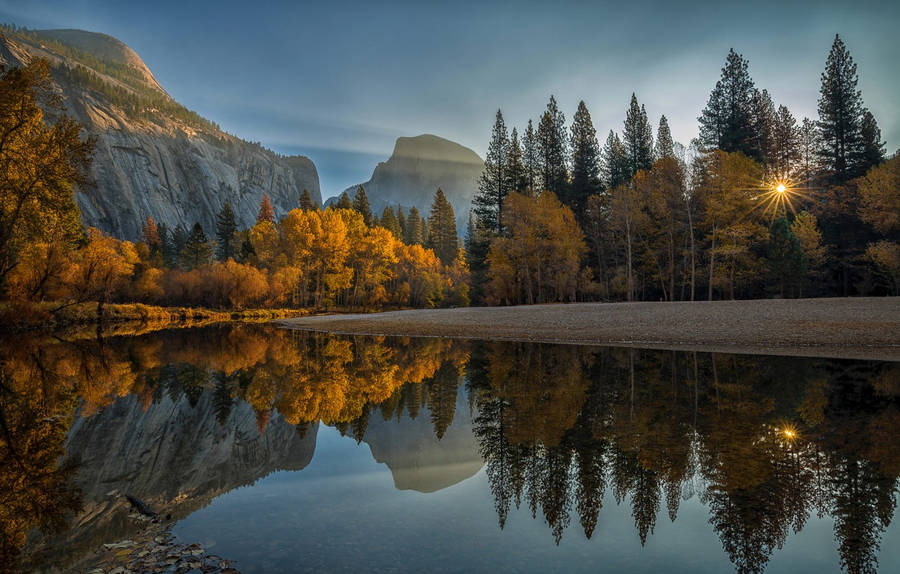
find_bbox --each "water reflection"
[0,325,897,573]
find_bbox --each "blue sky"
[2,0,897,197]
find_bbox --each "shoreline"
[279,298,900,361]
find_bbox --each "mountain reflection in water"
[1,324,898,573]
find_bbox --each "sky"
[1,0,897,198]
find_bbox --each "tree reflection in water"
[0,324,896,573]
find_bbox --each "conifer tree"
[505,128,527,194]
[522,119,539,194]
[799,118,819,187]
[170,224,188,267]
[602,131,629,189]
[537,95,568,194]
[156,222,172,266]
[352,185,373,226]
[772,105,801,179]
[299,189,314,211]
[215,202,239,261]
[473,109,509,233]
[405,207,424,245]
[427,188,459,265]
[623,94,653,177]
[569,100,602,213]
[699,49,756,156]
[859,109,886,171]
[336,191,353,210]
[817,35,869,182]
[380,206,402,239]
[750,88,777,169]
[396,206,407,237]
[464,210,491,304]
[180,223,213,270]
[654,115,676,160]
[257,193,275,223]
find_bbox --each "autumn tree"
[141,216,161,255]
[427,188,459,265]
[858,156,900,293]
[69,228,138,316]
[257,193,276,223]
[0,59,93,294]
[215,202,239,261]
[638,158,688,301]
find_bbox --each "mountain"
[336,134,483,232]
[362,383,482,493]
[0,26,321,240]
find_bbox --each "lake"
[2,323,898,573]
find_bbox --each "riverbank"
[280,298,900,361]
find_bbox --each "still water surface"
[2,324,898,573]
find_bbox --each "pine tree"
[505,128,527,194]
[380,206,402,239]
[405,207,424,245]
[427,188,459,265]
[336,191,353,210]
[750,88,777,169]
[817,34,867,183]
[522,119,539,194]
[352,185,373,226]
[537,95,568,194]
[170,224,188,267]
[465,210,491,304]
[397,206,407,237]
[179,222,213,270]
[569,100,602,213]
[654,115,676,160]
[859,109,886,172]
[772,105,801,179]
[156,222,171,266]
[473,109,509,233]
[257,193,275,223]
[623,94,653,177]
[699,49,756,156]
[602,131,629,189]
[215,202,238,261]
[799,117,819,187]
[299,189,314,211]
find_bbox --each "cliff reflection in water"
[1,324,898,573]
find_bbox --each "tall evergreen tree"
[750,88,777,169]
[405,207,425,245]
[179,222,213,270]
[799,117,819,187]
[257,193,275,223]
[654,115,676,160]
[473,109,509,233]
[170,224,188,267]
[505,128,527,194]
[215,202,239,261]
[427,188,459,265]
[602,131,629,189]
[396,206,407,237]
[380,206,402,239]
[335,191,353,210]
[352,185,373,226]
[817,34,867,183]
[522,119,539,194]
[772,105,801,179]
[464,210,491,304]
[698,49,756,156]
[859,108,886,172]
[569,100,602,213]
[623,94,653,177]
[299,189,314,211]
[537,95,568,194]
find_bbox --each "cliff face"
[0,28,321,240]
[25,391,318,571]
[338,134,483,232]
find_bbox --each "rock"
[103,540,134,549]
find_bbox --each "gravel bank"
[279,298,900,361]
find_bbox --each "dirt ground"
[279,298,900,361]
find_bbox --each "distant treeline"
[467,35,898,304]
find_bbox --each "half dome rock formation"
[0,26,321,239]
[337,134,483,232]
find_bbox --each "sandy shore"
[279,298,900,361]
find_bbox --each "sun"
[753,178,811,222]
[776,183,786,193]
